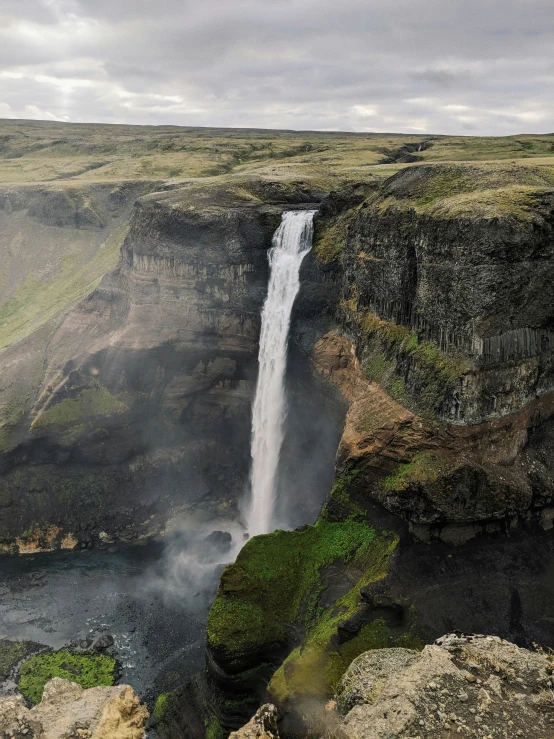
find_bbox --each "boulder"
[229,704,279,739]
[0,678,148,739]
[336,633,554,738]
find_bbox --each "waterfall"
[246,210,316,537]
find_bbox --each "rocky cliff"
[188,163,554,738]
[0,178,341,551]
[0,677,148,738]
[231,634,554,739]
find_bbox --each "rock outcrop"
[229,704,279,739]
[336,633,554,738]
[308,164,554,535]
[0,677,148,739]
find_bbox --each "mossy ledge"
[341,301,470,420]
[17,649,117,704]
[205,518,410,731]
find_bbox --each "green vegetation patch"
[32,381,127,430]
[382,452,447,493]
[267,532,399,704]
[205,714,226,739]
[344,305,470,417]
[207,519,385,661]
[153,690,185,738]
[0,222,128,350]
[314,219,347,264]
[403,335,470,415]
[0,640,29,679]
[18,650,117,704]
[376,163,554,222]
[320,470,365,521]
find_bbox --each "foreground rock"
[0,678,148,739]
[229,704,280,739]
[336,633,554,738]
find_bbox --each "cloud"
[0,0,552,133]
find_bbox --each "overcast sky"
[0,0,552,134]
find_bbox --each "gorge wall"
[0,179,341,551]
[2,161,554,739]
[180,163,554,739]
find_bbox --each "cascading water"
[246,210,316,537]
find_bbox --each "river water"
[0,536,222,700]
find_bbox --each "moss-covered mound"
[18,650,117,704]
[206,518,411,725]
[208,520,386,661]
[377,162,554,220]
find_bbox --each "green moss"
[207,519,386,660]
[395,630,424,650]
[407,339,467,384]
[382,452,446,493]
[345,305,469,417]
[20,524,37,542]
[0,640,28,678]
[325,620,392,690]
[18,650,117,704]
[385,376,409,405]
[359,312,410,346]
[32,382,127,430]
[268,533,398,704]
[314,221,345,263]
[320,470,364,520]
[152,690,186,738]
[205,715,226,739]
[378,163,554,222]
[154,692,174,719]
[362,346,393,383]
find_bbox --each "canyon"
[0,121,554,738]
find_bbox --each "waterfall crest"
[246,210,316,537]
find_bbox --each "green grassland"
[0,119,553,355]
[17,649,117,704]
[1,119,553,185]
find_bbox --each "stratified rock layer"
[0,180,337,548]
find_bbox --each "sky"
[0,0,553,135]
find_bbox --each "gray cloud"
[0,0,552,133]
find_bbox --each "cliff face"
[197,164,554,737]
[312,164,554,533]
[0,180,339,550]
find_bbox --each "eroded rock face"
[336,634,554,738]
[0,678,148,739]
[0,694,43,738]
[312,332,554,531]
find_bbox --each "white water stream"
[246,210,316,537]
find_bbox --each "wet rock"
[204,531,233,554]
[91,634,114,652]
